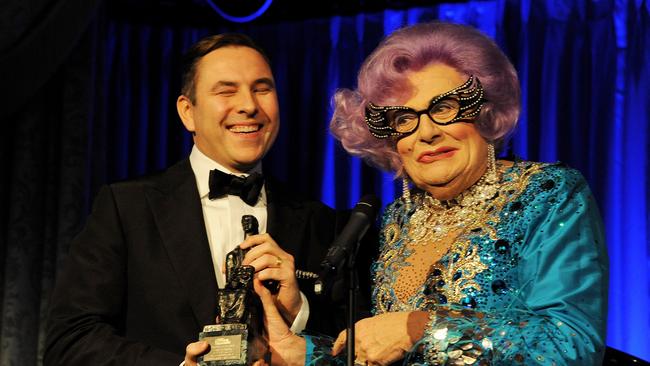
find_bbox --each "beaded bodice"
[374,160,552,313]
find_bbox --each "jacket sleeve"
[44,186,182,366]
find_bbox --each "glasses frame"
[365,75,486,139]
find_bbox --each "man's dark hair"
[180,33,271,103]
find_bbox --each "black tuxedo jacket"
[45,159,363,366]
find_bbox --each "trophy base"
[197,323,248,366]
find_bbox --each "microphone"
[318,195,381,287]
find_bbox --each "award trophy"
[198,215,268,365]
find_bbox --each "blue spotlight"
[204,0,273,23]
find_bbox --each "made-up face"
[395,63,488,200]
[177,46,280,173]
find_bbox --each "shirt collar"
[189,145,263,199]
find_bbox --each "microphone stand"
[346,241,359,366]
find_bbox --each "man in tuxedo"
[45,33,357,366]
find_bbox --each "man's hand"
[183,341,209,366]
[183,340,269,366]
[241,233,302,324]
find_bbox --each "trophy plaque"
[197,215,267,366]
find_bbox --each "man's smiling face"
[178,46,280,173]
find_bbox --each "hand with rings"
[240,233,302,324]
[332,311,428,366]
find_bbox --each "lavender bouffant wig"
[329,22,521,175]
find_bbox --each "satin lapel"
[146,160,217,327]
[266,179,309,262]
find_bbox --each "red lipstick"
[417,146,457,163]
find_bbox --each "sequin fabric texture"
[304,161,608,365]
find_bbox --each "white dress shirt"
[189,145,309,334]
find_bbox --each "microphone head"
[354,194,381,220]
[317,194,380,299]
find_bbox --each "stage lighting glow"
[204,0,273,23]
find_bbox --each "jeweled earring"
[486,143,498,184]
[402,176,411,210]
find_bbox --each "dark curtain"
[1,1,648,365]
[0,1,101,365]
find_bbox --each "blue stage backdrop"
[0,0,647,364]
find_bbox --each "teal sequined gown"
[303,161,608,365]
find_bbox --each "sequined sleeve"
[417,168,608,365]
[302,333,345,365]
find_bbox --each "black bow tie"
[208,169,265,206]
